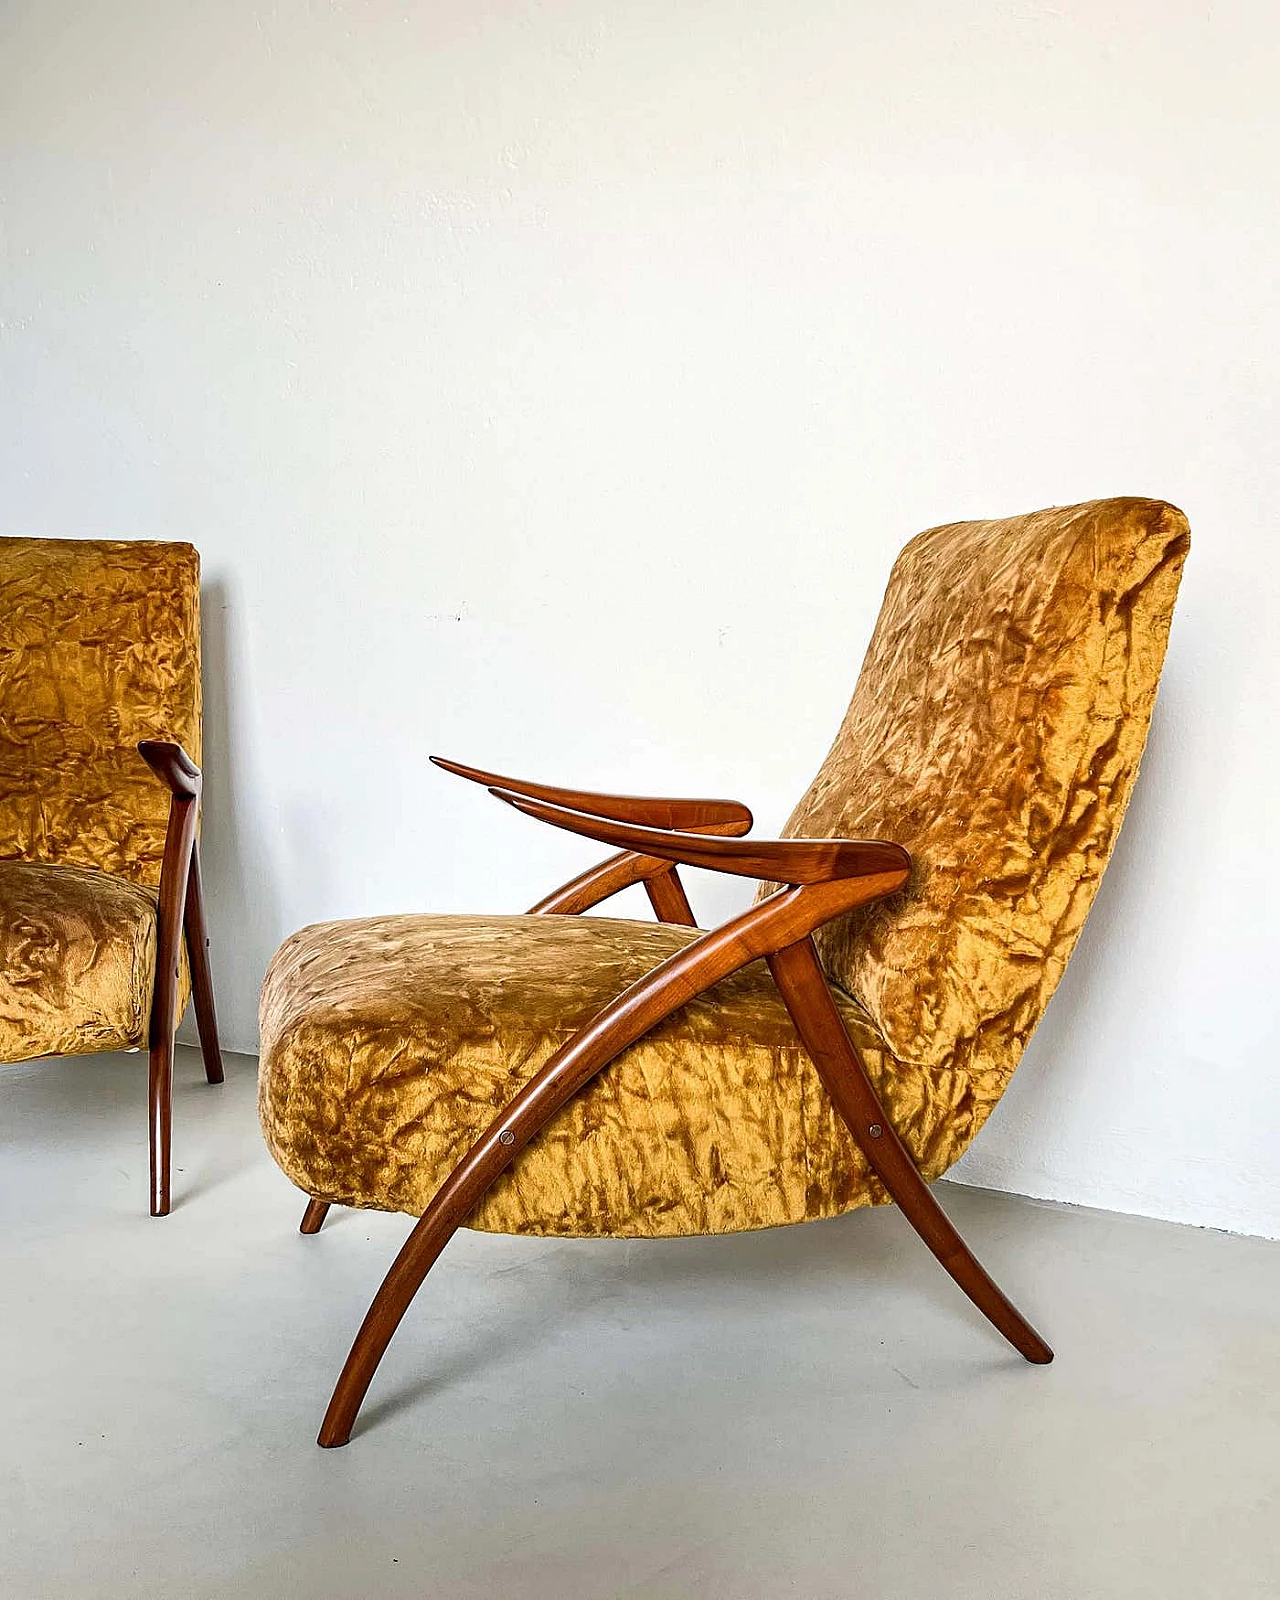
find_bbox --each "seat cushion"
[0,859,174,1060]
[258,913,985,1239]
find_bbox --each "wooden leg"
[301,1198,331,1234]
[147,1023,175,1218]
[146,793,199,1218]
[183,843,224,1085]
[767,938,1053,1365]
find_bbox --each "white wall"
[2,1,1277,1238]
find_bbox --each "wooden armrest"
[138,740,202,800]
[431,755,751,836]
[490,788,910,887]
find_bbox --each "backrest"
[775,498,1189,1071]
[0,538,201,889]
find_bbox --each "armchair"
[258,496,1189,1445]
[0,538,223,1215]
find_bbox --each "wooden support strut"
[767,939,1053,1366]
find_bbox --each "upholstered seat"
[258,911,944,1236]
[0,859,183,1059]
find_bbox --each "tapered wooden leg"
[767,938,1053,1365]
[301,1198,331,1234]
[183,843,224,1085]
[147,793,199,1218]
[148,1025,175,1218]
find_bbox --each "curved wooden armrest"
[138,740,202,801]
[431,755,752,836]
[490,788,910,887]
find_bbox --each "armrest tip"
[138,740,202,798]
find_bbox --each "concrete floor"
[1,1048,1277,1600]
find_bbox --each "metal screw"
[868,1124,883,1139]
[498,1130,515,1146]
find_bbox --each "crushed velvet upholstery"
[0,861,168,1058]
[259,914,922,1236]
[0,537,200,1063]
[767,497,1190,1088]
[259,497,1188,1238]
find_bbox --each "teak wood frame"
[303,758,1052,1447]
[138,740,224,1216]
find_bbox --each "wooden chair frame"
[138,740,224,1216]
[302,758,1051,1447]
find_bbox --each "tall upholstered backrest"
[774,497,1189,1082]
[0,538,201,889]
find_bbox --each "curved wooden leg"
[767,938,1052,1365]
[183,843,224,1085]
[300,1198,331,1234]
[318,1199,464,1446]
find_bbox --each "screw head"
[498,1130,515,1146]
[868,1124,883,1139]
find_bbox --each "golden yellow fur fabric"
[258,497,1188,1238]
[0,538,200,1063]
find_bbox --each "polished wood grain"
[431,755,752,835]
[643,865,698,926]
[525,848,675,915]
[139,738,201,801]
[183,842,223,1085]
[300,1198,331,1235]
[767,938,1053,1365]
[529,849,700,925]
[492,788,911,886]
[317,867,908,1446]
[441,755,748,923]
[138,740,224,1217]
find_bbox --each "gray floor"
[1,1048,1277,1600]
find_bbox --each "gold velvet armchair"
[0,537,223,1215]
[258,496,1189,1446]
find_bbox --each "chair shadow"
[349,1195,1018,1436]
[952,679,1191,1189]
[182,573,281,1061]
